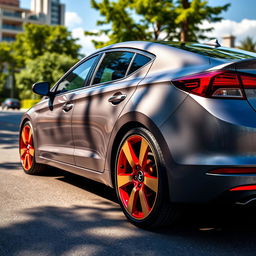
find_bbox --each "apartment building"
[31,0,65,26]
[0,0,65,42]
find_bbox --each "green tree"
[240,36,256,52]
[7,23,82,100]
[86,0,230,47]
[0,42,17,99]
[130,0,177,40]
[14,24,81,67]
[85,0,149,48]
[16,52,77,99]
[176,0,230,42]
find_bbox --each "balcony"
[2,11,22,19]
[2,36,15,42]
[2,24,22,31]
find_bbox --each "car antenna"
[203,39,221,48]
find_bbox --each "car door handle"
[63,103,73,112]
[108,94,126,104]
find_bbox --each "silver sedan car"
[20,41,256,228]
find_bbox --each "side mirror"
[32,82,50,96]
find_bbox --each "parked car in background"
[2,98,20,110]
[19,41,256,228]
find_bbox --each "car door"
[71,50,153,172]
[35,55,99,164]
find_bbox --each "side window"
[56,55,98,94]
[127,54,152,75]
[93,51,134,85]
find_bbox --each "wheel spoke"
[28,129,33,144]
[22,155,26,167]
[27,155,32,169]
[21,130,27,144]
[20,148,27,157]
[144,175,158,192]
[117,174,133,188]
[127,187,138,214]
[139,138,148,167]
[29,147,35,156]
[24,154,29,169]
[139,189,150,217]
[122,140,139,168]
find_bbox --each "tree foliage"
[0,42,17,99]
[176,0,230,41]
[135,0,178,40]
[0,24,81,100]
[86,0,230,47]
[0,42,15,70]
[239,36,256,52]
[14,24,81,66]
[85,0,149,48]
[16,53,76,99]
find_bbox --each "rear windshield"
[159,42,256,60]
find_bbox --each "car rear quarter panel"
[160,94,256,203]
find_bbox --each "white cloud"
[71,27,108,56]
[200,19,256,46]
[65,12,82,29]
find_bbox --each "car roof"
[94,41,211,77]
[97,41,256,60]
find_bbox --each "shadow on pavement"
[56,171,118,203]
[36,167,118,203]
[0,162,21,170]
[0,110,22,150]
[1,201,256,255]
[0,130,19,148]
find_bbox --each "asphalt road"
[1,110,256,256]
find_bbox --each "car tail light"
[230,185,256,191]
[172,70,256,99]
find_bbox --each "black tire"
[115,127,178,228]
[19,121,47,175]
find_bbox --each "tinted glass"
[159,42,256,60]
[56,56,97,93]
[93,51,134,84]
[128,54,151,75]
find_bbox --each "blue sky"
[20,0,256,55]
[208,0,256,22]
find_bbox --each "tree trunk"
[180,0,190,42]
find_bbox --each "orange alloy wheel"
[117,135,158,220]
[20,124,35,171]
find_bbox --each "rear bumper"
[167,164,256,204]
[161,94,256,203]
